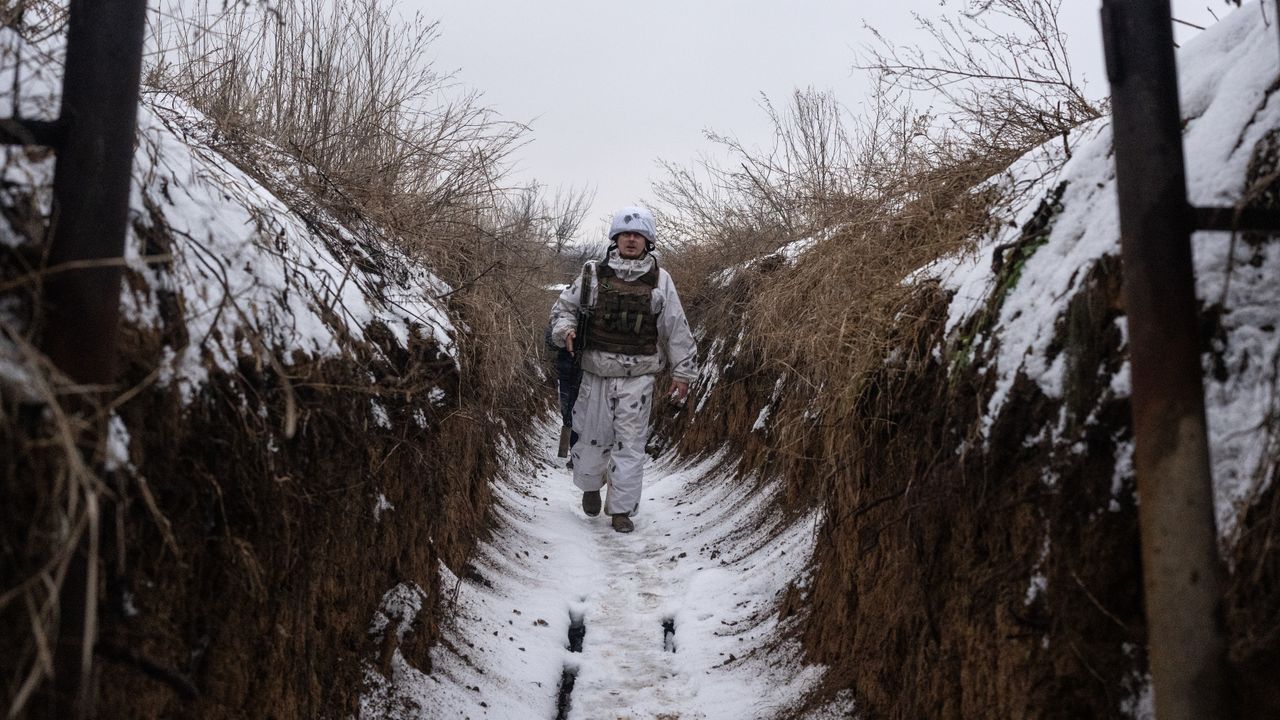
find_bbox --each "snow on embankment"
[1,17,528,719]
[656,3,1280,718]
[127,92,457,399]
[936,0,1280,542]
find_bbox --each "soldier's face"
[615,231,646,259]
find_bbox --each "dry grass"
[660,79,1019,459]
[652,2,1099,475]
[148,0,522,236]
[0,323,107,718]
[742,157,1004,418]
[145,0,589,412]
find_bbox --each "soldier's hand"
[565,329,576,356]
[669,379,690,405]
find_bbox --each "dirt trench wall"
[655,246,1279,718]
[101,336,494,719]
[1,300,530,719]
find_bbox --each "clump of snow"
[427,387,447,407]
[368,582,426,643]
[752,377,786,432]
[370,401,391,430]
[0,339,40,403]
[1110,439,1135,513]
[121,590,140,619]
[373,493,394,522]
[692,335,724,415]
[362,582,432,717]
[1120,643,1155,720]
[1024,535,1052,606]
[711,230,827,288]
[103,414,132,472]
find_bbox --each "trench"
[554,611,586,720]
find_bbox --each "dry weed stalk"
[655,88,861,254]
[148,0,522,233]
[0,312,113,719]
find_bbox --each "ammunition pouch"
[587,261,660,356]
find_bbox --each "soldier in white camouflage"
[548,206,698,533]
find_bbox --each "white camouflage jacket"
[549,249,698,382]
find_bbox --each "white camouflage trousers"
[571,372,656,516]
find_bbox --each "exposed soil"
[1,270,538,719]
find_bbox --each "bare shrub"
[656,0,1099,410]
[655,88,859,254]
[860,0,1102,159]
[738,96,1003,425]
[149,0,525,234]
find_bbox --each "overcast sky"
[412,0,1218,244]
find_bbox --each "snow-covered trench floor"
[362,421,845,720]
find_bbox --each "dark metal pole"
[42,0,147,386]
[39,1,148,718]
[1100,2,1231,719]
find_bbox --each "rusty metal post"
[1100,1,1231,719]
[39,1,148,718]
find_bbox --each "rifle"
[571,261,594,375]
[557,262,593,457]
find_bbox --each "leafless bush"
[489,181,593,256]
[658,0,1092,272]
[655,88,860,253]
[860,0,1102,159]
[659,75,997,300]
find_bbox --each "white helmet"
[608,206,656,252]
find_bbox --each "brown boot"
[581,490,601,517]
[611,513,634,533]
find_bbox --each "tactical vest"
[588,260,660,355]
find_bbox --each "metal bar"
[1193,205,1280,233]
[1100,2,1232,719]
[38,1,148,718]
[0,117,65,147]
